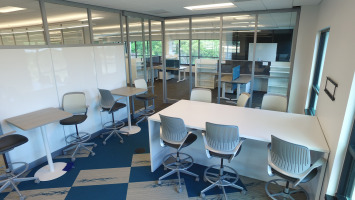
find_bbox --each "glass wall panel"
[91,10,121,44]
[221,14,256,106]
[128,17,144,84]
[165,18,190,100]
[0,0,45,45]
[192,16,220,102]
[257,12,297,100]
[45,2,90,45]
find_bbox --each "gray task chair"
[201,122,247,200]
[236,92,250,107]
[158,114,199,193]
[265,135,326,200]
[134,79,157,125]
[98,89,127,145]
[190,88,212,103]
[0,134,39,200]
[60,92,96,162]
[261,94,287,112]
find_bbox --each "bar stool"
[0,134,39,200]
[134,79,156,125]
[98,88,127,144]
[201,122,247,200]
[265,135,326,200]
[157,114,199,193]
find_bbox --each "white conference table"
[148,100,329,200]
[111,86,147,135]
[6,108,72,181]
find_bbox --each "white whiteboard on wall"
[248,43,277,62]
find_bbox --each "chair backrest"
[270,135,311,174]
[62,92,87,114]
[98,89,115,109]
[205,122,239,152]
[236,93,250,107]
[160,114,187,143]
[134,79,148,89]
[261,94,287,112]
[190,88,212,103]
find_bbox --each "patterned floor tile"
[66,184,128,200]
[4,187,70,200]
[55,146,94,159]
[72,167,130,187]
[126,179,189,200]
[131,153,150,167]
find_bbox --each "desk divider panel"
[0,45,127,166]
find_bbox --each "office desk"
[148,100,329,200]
[6,108,72,181]
[111,87,147,135]
[221,74,251,100]
[153,66,187,82]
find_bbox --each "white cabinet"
[195,59,218,89]
[267,62,290,95]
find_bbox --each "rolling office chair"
[134,79,157,125]
[157,114,199,193]
[261,94,287,112]
[98,89,127,145]
[0,134,39,200]
[236,93,250,107]
[60,92,96,162]
[190,88,212,103]
[265,135,325,200]
[201,122,247,200]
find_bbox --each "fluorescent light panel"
[0,6,26,13]
[184,3,236,11]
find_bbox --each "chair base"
[136,109,155,125]
[158,152,199,193]
[100,119,127,144]
[100,129,127,145]
[201,164,246,200]
[63,132,96,162]
[0,162,39,200]
[265,179,309,200]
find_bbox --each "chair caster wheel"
[178,187,182,193]
[203,177,207,182]
[164,167,167,171]
[195,177,199,182]
[103,141,106,145]
[241,190,247,195]
[100,135,104,138]
[35,179,40,184]
[71,157,76,162]
[120,140,124,143]
[91,152,95,156]
[20,196,25,200]
[200,193,206,199]
[157,180,162,185]
[93,144,97,147]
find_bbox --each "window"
[306,29,330,115]
[91,10,121,44]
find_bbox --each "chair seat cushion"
[135,93,157,101]
[102,102,126,114]
[164,133,197,149]
[0,134,28,153]
[271,167,318,183]
[60,115,87,125]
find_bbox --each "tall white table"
[6,108,72,181]
[148,100,329,200]
[111,87,147,135]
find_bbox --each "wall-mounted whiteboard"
[248,43,277,62]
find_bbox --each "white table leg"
[120,96,141,135]
[34,126,67,181]
[183,69,186,80]
[220,82,229,100]
[177,70,181,82]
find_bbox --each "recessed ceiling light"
[78,17,104,22]
[0,6,26,13]
[184,3,236,11]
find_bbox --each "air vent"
[147,9,170,15]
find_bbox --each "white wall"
[0,45,127,166]
[290,0,355,197]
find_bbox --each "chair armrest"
[228,138,246,162]
[294,157,326,186]
[177,131,195,152]
[114,97,126,102]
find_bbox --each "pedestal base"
[120,126,141,135]
[34,162,67,181]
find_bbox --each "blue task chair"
[201,122,247,199]
[0,134,39,200]
[265,135,326,200]
[157,114,199,193]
